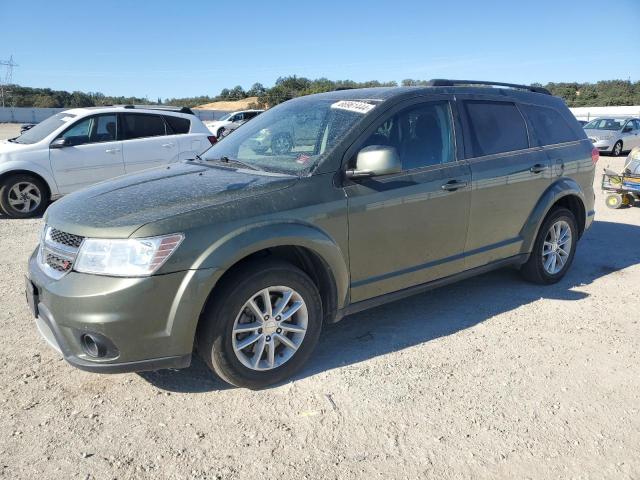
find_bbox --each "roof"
[295,80,557,105]
[62,105,195,117]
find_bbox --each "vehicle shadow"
[140,220,640,393]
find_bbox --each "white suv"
[0,105,216,218]
[204,109,263,138]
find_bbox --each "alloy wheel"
[542,220,572,275]
[231,286,308,371]
[7,181,41,214]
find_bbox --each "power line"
[0,55,18,108]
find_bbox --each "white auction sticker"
[330,100,375,114]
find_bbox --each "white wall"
[570,106,640,121]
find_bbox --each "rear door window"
[521,105,576,146]
[163,115,190,134]
[463,100,529,156]
[123,114,166,139]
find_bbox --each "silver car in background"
[584,117,640,156]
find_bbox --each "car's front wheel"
[520,207,578,284]
[612,141,623,157]
[197,259,322,389]
[0,173,48,218]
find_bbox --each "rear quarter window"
[463,100,529,156]
[163,115,191,134]
[521,105,576,146]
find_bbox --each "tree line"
[3,77,640,110]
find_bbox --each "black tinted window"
[522,105,576,146]
[464,101,529,156]
[123,114,166,139]
[362,101,455,170]
[163,115,190,134]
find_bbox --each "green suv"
[26,80,597,389]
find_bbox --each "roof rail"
[122,105,195,115]
[427,79,551,95]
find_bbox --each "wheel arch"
[193,221,349,325]
[0,160,59,197]
[520,178,587,255]
[0,168,54,201]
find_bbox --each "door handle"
[105,148,121,154]
[161,143,175,148]
[529,164,548,174]
[441,180,468,191]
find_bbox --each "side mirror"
[623,126,633,133]
[346,145,402,179]
[50,138,69,149]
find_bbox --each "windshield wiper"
[213,156,262,172]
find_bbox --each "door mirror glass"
[623,126,633,133]
[347,145,401,178]
[50,138,69,149]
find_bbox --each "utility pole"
[0,55,18,108]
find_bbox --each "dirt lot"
[0,126,638,479]
[0,123,21,140]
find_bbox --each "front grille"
[49,228,84,248]
[45,253,73,273]
[39,226,83,279]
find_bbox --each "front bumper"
[27,249,219,373]
[591,140,614,152]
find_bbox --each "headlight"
[74,234,184,277]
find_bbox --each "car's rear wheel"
[521,207,578,284]
[613,141,623,157]
[197,259,322,389]
[0,174,48,218]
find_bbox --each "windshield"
[202,97,379,175]
[12,112,77,144]
[219,113,233,121]
[584,118,627,131]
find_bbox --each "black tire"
[520,207,578,285]
[612,141,623,157]
[0,173,49,218]
[605,193,623,209]
[197,258,322,389]
[623,194,635,207]
[271,132,293,155]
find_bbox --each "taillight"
[591,147,599,164]
[207,135,217,146]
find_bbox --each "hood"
[0,139,39,156]
[45,161,297,238]
[205,120,225,127]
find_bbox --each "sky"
[1,0,639,100]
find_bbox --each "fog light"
[81,334,106,358]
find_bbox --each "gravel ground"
[0,123,639,479]
[0,123,21,139]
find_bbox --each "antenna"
[0,55,18,107]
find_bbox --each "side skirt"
[335,254,527,321]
